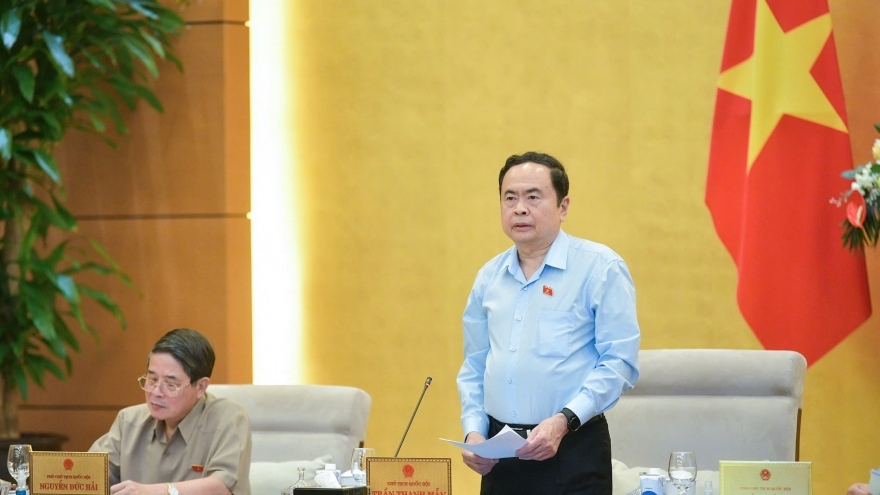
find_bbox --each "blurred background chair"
[209,384,372,467]
[605,349,807,471]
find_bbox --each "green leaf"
[53,316,80,352]
[40,334,68,361]
[85,0,117,9]
[0,127,11,161]
[25,354,65,385]
[110,76,138,110]
[52,274,80,305]
[123,0,161,20]
[89,239,127,274]
[13,366,28,401]
[0,8,21,49]
[12,64,35,102]
[85,109,106,133]
[84,35,117,67]
[138,27,165,59]
[0,98,25,122]
[67,302,89,337]
[38,111,63,138]
[20,283,56,341]
[122,36,158,78]
[130,83,163,112]
[43,31,75,77]
[44,240,68,267]
[79,285,127,328]
[51,196,77,230]
[31,149,61,183]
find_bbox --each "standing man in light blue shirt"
[457,151,640,495]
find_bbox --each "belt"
[489,413,605,438]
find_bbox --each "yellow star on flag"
[717,0,846,169]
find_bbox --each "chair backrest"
[208,384,371,467]
[605,349,807,471]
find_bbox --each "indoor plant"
[0,0,184,439]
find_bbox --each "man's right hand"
[461,432,498,475]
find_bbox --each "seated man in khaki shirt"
[90,328,251,495]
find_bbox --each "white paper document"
[440,425,528,459]
[868,467,880,495]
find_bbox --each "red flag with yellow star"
[706,0,871,365]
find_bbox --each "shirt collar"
[153,393,208,445]
[501,229,570,277]
[544,229,569,269]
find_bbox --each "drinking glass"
[7,445,31,487]
[668,451,697,495]
[350,447,376,486]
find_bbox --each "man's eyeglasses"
[138,376,191,397]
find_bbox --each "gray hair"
[148,328,215,382]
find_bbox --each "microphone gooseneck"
[394,376,432,457]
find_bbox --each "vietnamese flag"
[706,0,871,365]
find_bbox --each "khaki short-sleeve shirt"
[90,392,251,495]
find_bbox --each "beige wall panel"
[171,0,248,24]
[55,23,250,217]
[18,409,119,452]
[224,219,253,384]
[223,25,251,217]
[24,217,251,406]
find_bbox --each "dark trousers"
[480,414,612,495]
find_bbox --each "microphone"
[394,376,432,457]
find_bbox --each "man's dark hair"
[498,151,569,206]
[149,328,215,382]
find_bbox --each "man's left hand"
[515,413,568,461]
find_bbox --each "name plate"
[719,461,811,495]
[30,452,109,495]
[366,457,451,495]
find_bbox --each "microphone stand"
[394,377,432,457]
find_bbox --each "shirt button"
[509,346,516,352]
[522,286,528,291]
[516,316,522,321]
[512,411,517,417]
[507,378,512,384]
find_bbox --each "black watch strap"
[561,407,581,432]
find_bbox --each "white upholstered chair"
[605,349,807,472]
[208,384,372,467]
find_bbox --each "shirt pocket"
[535,310,576,358]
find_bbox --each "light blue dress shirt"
[457,230,640,437]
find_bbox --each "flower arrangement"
[833,125,880,251]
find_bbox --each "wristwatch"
[561,407,581,432]
[167,483,178,495]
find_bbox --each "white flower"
[853,181,865,194]
[855,176,875,191]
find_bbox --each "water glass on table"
[7,444,31,494]
[668,451,697,495]
[351,447,376,486]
